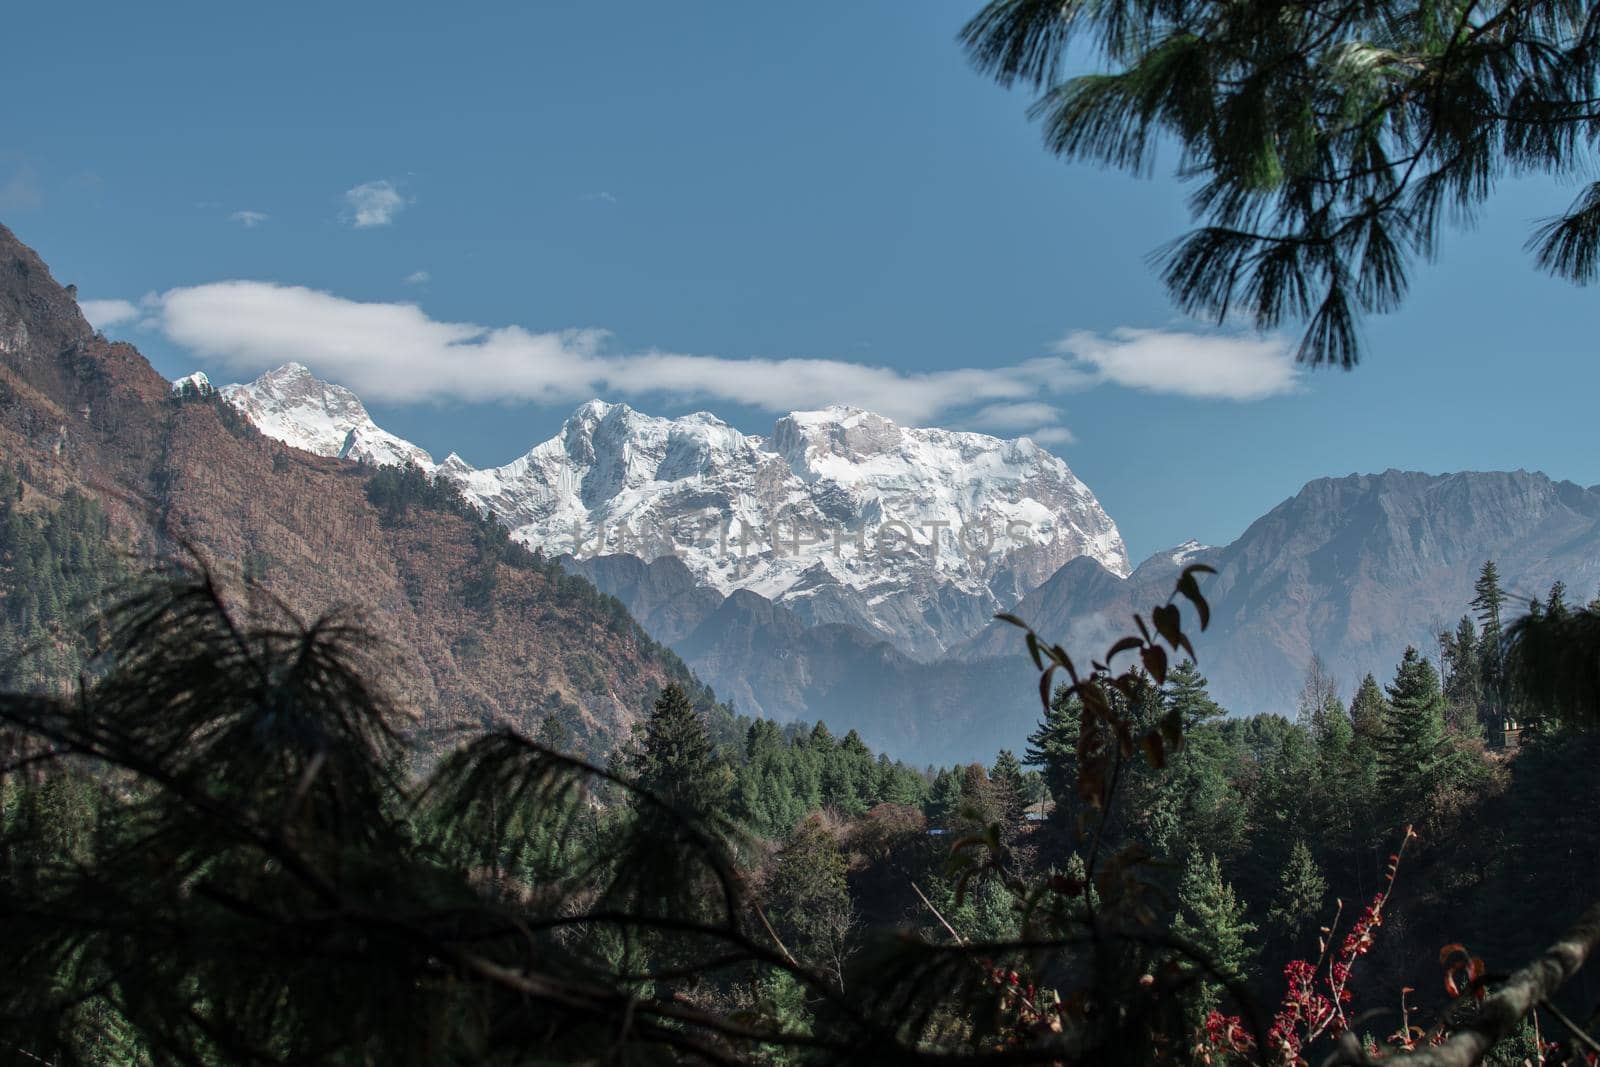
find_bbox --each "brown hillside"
[0,222,703,758]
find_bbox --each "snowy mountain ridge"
[197,363,1130,656]
[214,363,435,470]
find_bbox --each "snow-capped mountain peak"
[171,371,213,396]
[181,363,1130,657]
[1128,539,1217,581]
[213,363,436,471]
[450,397,1130,654]
[1169,539,1211,566]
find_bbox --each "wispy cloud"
[1054,327,1300,401]
[1029,425,1077,446]
[78,299,142,330]
[144,281,1082,427]
[111,280,1295,439]
[343,180,406,228]
[581,191,617,204]
[404,270,431,285]
[965,401,1075,446]
[229,210,269,228]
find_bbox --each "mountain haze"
[560,551,1029,761]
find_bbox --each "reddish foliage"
[1198,826,1416,1066]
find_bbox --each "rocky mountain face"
[0,223,704,759]
[958,469,1600,715]
[205,364,1130,659]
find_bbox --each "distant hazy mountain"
[201,363,1129,658]
[562,552,1027,763]
[575,467,1600,758]
[578,467,1600,760]
[958,469,1600,714]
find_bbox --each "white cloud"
[1054,327,1300,401]
[230,210,268,228]
[404,270,431,285]
[124,281,1297,434]
[343,180,406,228]
[79,299,141,330]
[967,401,1063,430]
[1029,425,1078,446]
[582,191,617,204]
[966,401,1076,447]
[143,281,1086,425]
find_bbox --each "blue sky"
[4,0,1598,561]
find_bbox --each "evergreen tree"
[1546,580,1570,620]
[1027,673,1163,828]
[1309,691,1358,850]
[989,749,1027,824]
[926,769,965,828]
[1247,723,1317,889]
[1268,840,1328,947]
[818,741,864,817]
[1025,685,1081,813]
[1172,853,1256,1018]
[959,763,1004,827]
[0,478,124,690]
[1441,615,1483,732]
[1349,673,1389,744]
[1342,673,1390,848]
[536,713,571,752]
[1151,721,1246,864]
[1309,690,1350,751]
[630,683,730,816]
[872,753,929,808]
[1167,659,1226,727]
[838,730,876,807]
[808,721,834,750]
[1378,648,1449,830]
[961,0,1600,369]
[1473,560,1509,729]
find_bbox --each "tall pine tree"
[1173,853,1256,1018]
[1168,660,1226,728]
[989,749,1027,824]
[1441,615,1483,733]
[1342,673,1390,851]
[1473,560,1509,730]
[1026,685,1081,815]
[630,683,730,817]
[1378,648,1449,831]
[1268,840,1328,948]
[1349,673,1389,745]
